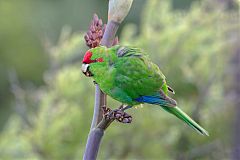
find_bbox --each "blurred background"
[0,0,239,159]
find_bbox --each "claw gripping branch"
[102,106,132,124]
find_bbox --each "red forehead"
[82,50,104,64]
[82,51,93,64]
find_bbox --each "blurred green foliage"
[0,0,239,159]
[0,0,145,130]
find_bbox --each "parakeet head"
[81,46,106,77]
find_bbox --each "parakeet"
[81,45,209,136]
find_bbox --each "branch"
[83,128,104,160]
[83,1,133,159]
[84,105,132,159]
[92,20,120,129]
[90,85,106,129]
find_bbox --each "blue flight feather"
[135,93,172,107]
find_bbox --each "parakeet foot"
[114,109,132,123]
[102,106,132,123]
[102,105,111,115]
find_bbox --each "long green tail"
[162,106,209,136]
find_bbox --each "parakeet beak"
[81,63,93,77]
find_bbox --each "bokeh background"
[0,0,239,159]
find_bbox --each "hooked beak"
[81,63,93,77]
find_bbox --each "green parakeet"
[81,45,209,136]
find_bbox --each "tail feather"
[162,106,209,136]
[135,94,209,136]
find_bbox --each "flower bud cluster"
[84,14,106,48]
[84,14,119,48]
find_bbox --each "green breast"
[90,62,135,105]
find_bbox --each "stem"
[97,90,106,124]
[97,117,114,130]
[84,0,133,157]
[90,21,119,130]
[83,128,104,160]
[90,85,105,130]
[83,21,120,160]
[101,21,120,47]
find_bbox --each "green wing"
[110,46,166,104]
[114,46,174,96]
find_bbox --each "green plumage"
[84,45,208,136]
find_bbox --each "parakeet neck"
[89,61,108,81]
[90,47,117,83]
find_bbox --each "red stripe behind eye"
[97,57,103,62]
